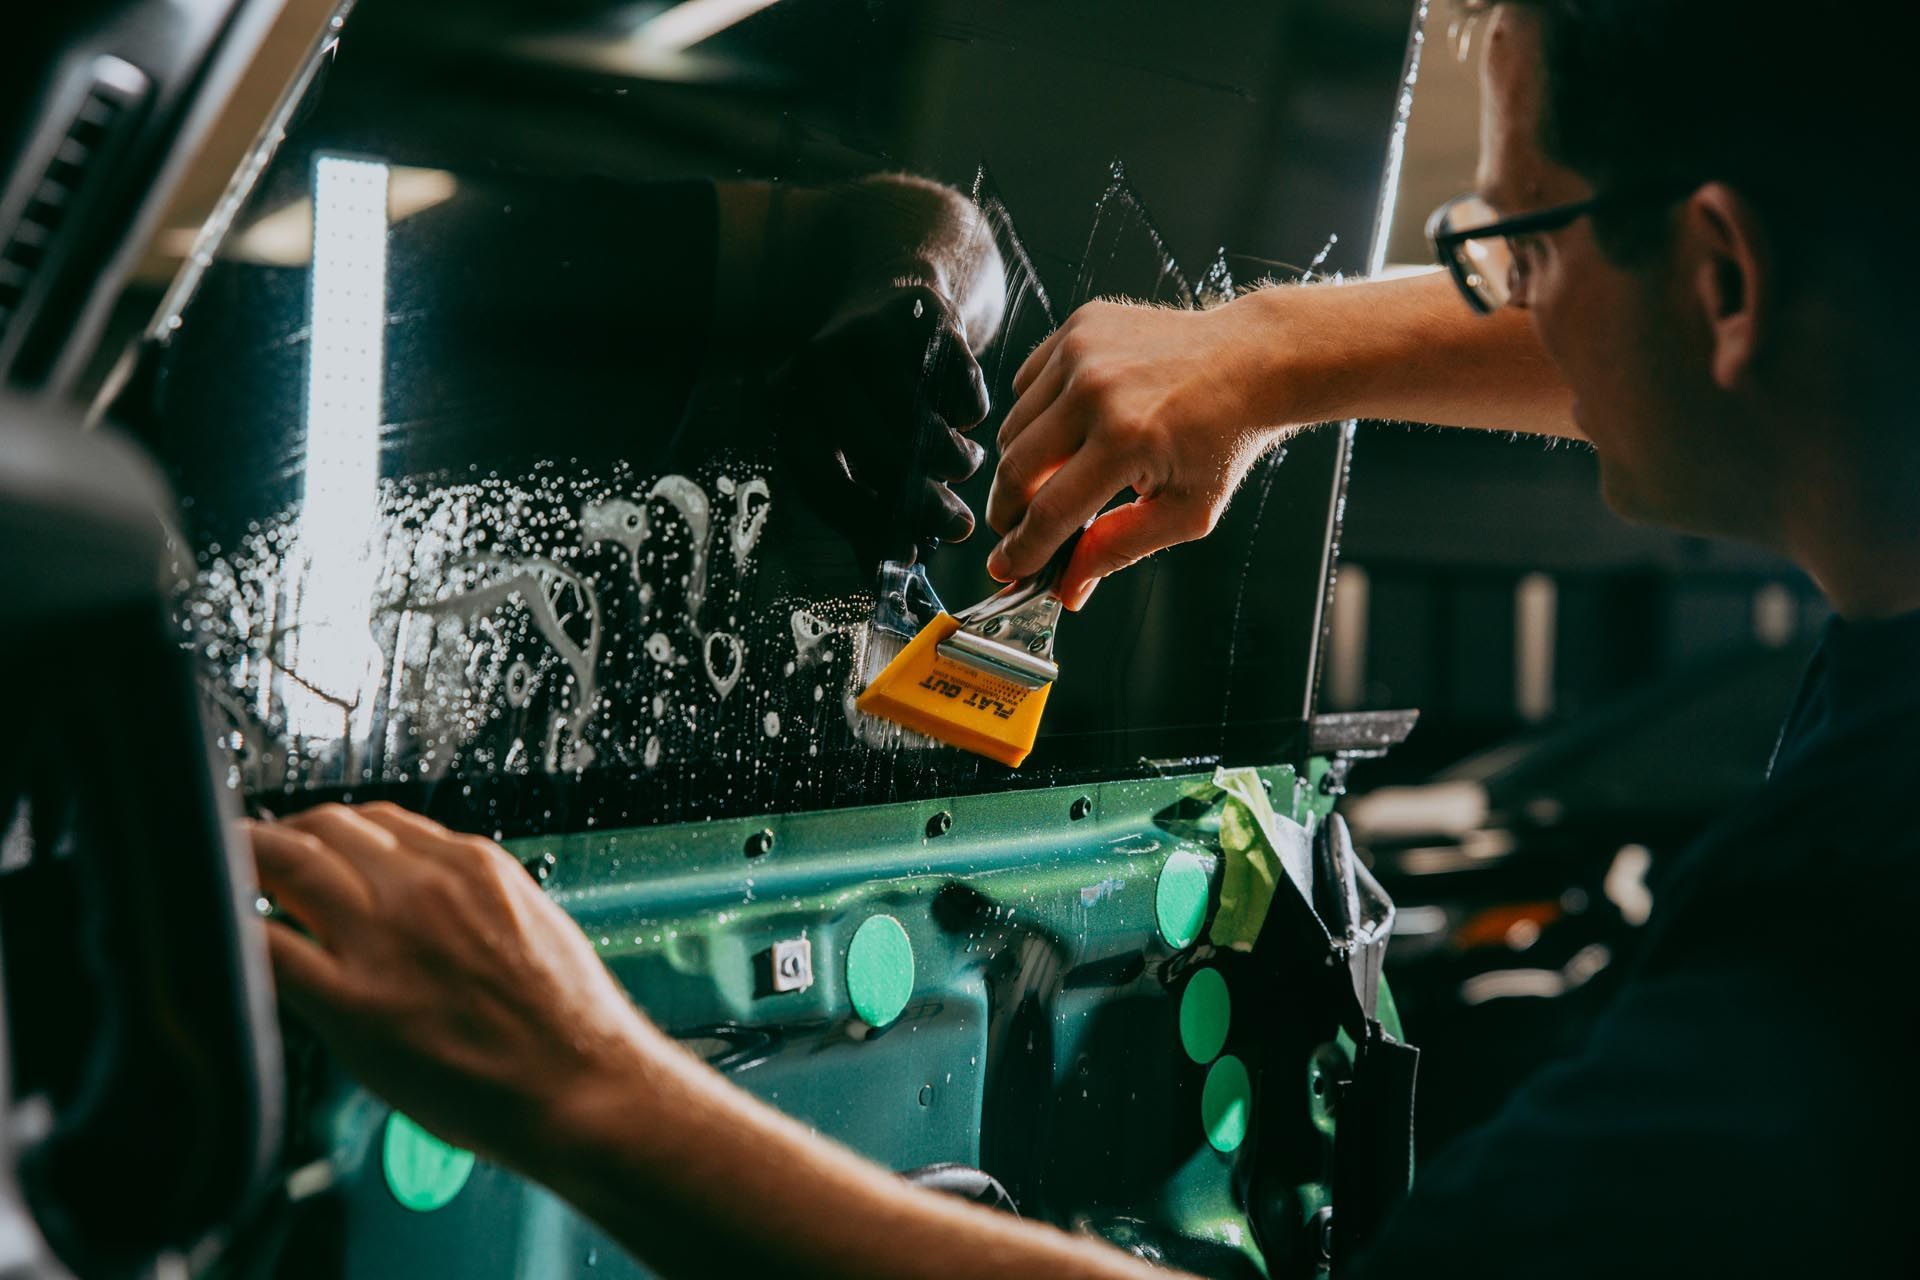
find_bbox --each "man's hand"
[985,272,1581,609]
[985,297,1293,610]
[773,281,991,561]
[248,803,659,1172]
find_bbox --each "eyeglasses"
[1425,193,1601,314]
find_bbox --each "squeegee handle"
[1035,525,1085,594]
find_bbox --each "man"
[250,0,1917,1274]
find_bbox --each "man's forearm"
[1231,267,1580,439]
[538,1038,1176,1280]
[982,265,1580,590]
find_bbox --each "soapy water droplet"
[790,609,832,666]
[763,711,781,737]
[648,475,712,621]
[704,631,744,699]
[579,498,649,564]
[730,477,771,562]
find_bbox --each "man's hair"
[1466,0,1909,284]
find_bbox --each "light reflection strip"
[287,155,389,741]
[637,0,782,54]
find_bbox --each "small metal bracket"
[770,937,814,994]
[940,530,1083,689]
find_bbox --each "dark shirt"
[1357,612,1920,1276]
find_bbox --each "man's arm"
[985,269,1575,608]
[542,1025,1175,1280]
[249,804,1174,1280]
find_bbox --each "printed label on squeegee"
[917,654,1033,722]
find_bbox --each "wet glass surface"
[108,0,1422,833]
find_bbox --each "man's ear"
[1682,183,1770,392]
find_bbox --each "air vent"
[0,57,149,352]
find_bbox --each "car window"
[107,0,1421,834]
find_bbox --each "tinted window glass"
[111,0,1420,833]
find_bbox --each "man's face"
[1476,9,1769,542]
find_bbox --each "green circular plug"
[1155,849,1210,949]
[383,1112,475,1212]
[1179,967,1232,1063]
[1201,1054,1252,1153]
[847,914,915,1028]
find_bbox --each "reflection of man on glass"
[246,0,1911,1275]
[711,173,1007,563]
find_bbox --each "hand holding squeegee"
[855,530,1082,768]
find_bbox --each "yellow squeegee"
[855,533,1080,768]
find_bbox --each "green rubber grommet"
[1201,1054,1252,1153]
[1155,849,1210,949]
[383,1112,475,1212]
[1179,967,1232,1063]
[847,914,915,1028]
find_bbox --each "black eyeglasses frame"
[1425,194,1604,314]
